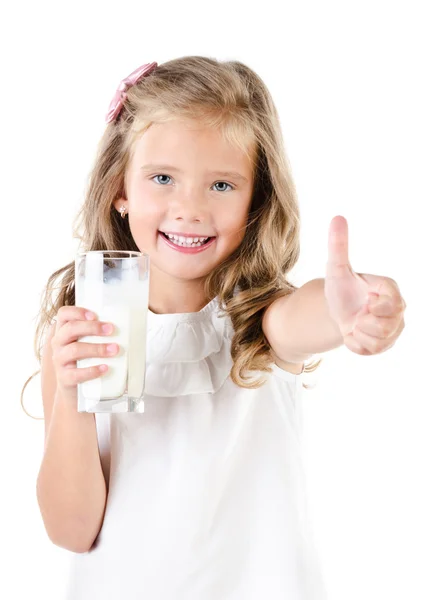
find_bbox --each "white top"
[66,296,328,600]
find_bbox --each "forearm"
[36,392,107,553]
[263,278,344,362]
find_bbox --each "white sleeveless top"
[66,296,328,599]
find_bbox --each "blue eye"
[152,175,172,185]
[213,181,233,192]
[151,174,234,192]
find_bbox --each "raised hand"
[325,216,406,356]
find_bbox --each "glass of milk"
[74,250,149,413]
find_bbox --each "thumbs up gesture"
[325,216,406,356]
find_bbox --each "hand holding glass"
[74,251,149,413]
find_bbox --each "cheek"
[130,197,163,225]
[215,219,247,257]
[127,201,164,248]
[218,207,249,239]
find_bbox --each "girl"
[27,56,406,599]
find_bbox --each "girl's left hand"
[324,216,406,356]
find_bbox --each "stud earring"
[120,205,127,219]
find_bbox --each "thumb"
[327,215,352,277]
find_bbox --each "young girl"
[28,56,406,600]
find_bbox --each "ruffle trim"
[144,297,234,397]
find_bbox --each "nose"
[169,189,208,224]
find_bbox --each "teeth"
[163,232,211,248]
[170,234,208,243]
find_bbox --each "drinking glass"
[74,250,149,413]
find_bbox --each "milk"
[75,252,149,411]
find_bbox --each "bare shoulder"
[262,292,313,365]
[40,322,58,444]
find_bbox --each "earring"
[120,205,127,219]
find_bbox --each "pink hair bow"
[105,62,158,124]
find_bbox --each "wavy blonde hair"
[22,55,322,418]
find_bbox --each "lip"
[160,231,215,238]
[158,231,216,254]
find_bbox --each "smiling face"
[114,118,255,313]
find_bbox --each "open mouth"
[159,232,214,248]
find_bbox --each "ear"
[113,197,127,213]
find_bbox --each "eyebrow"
[140,163,249,183]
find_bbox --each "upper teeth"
[165,233,209,244]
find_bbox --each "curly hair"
[22,55,322,417]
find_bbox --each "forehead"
[130,117,256,171]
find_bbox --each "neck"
[148,268,211,314]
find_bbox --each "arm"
[262,278,344,364]
[264,217,407,366]
[36,324,107,554]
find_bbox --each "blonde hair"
[22,55,322,417]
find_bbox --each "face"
[114,118,255,307]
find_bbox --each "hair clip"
[105,62,158,124]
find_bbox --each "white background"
[2,0,438,598]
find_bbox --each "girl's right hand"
[51,306,118,394]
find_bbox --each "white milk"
[77,299,148,400]
[75,258,149,403]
